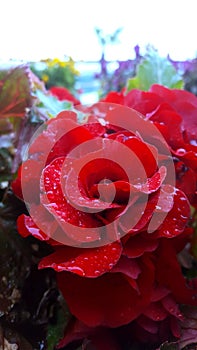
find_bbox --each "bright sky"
[0,0,197,62]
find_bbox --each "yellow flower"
[42,74,49,82]
[59,61,67,67]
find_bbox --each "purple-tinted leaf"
[0,65,32,119]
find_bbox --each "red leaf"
[0,66,32,118]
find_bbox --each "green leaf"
[127,48,183,91]
[47,307,70,350]
[35,89,72,118]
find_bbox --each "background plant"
[31,56,79,92]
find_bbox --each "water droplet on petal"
[67,266,85,276]
[94,270,101,276]
[176,148,186,155]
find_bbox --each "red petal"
[150,84,197,139]
[65,165,121,211]
[123,235,158,258]
[90,180,131,204]
[104,107,159,178]
[161,295,183,320]
[49,86,81,105]
[57,255,154,327]
[110,255,141,279]
[12,166,23,199]
[148,103,184,149]
[41,157,102,244]
[155,240,197,305]
[101,91,124,105]
[125,89,164,116]
[17,214,50,241]
[57,319,92,349]
[150,285,170,302]
[143,302,168,321]
[123,137,158,179]
[156,188,190,238]
[29,113,94,165]
[39,241,122,277]
[137,314,159,334]
[170,316,181,338]
[173,148,197,171]
[137,166,166,193]
[118,192,159,234]
[89,166,165,206]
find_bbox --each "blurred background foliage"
[30,57,80,92]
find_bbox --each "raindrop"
[180,215,187,219]
[47,191,53,195]
[164,230,171,236]
[67,266,85,276]
[156,205,161,210]
[108,263,114,269]
[176,148,186,155]
[111,247,117,252]
[94,270,101,276]
[180,197,186,201]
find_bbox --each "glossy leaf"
[35,89,72,118]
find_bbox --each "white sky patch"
[0,0,197,61]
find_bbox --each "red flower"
[12,102,196,343]
[56,236,196,349]
[49,86,81,105]
[102,85,197,206]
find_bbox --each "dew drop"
[67,266,85,276]
[94,270,101,276]
[176,148,186,155]
[111,247,117,252]
[180,214,187,219]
